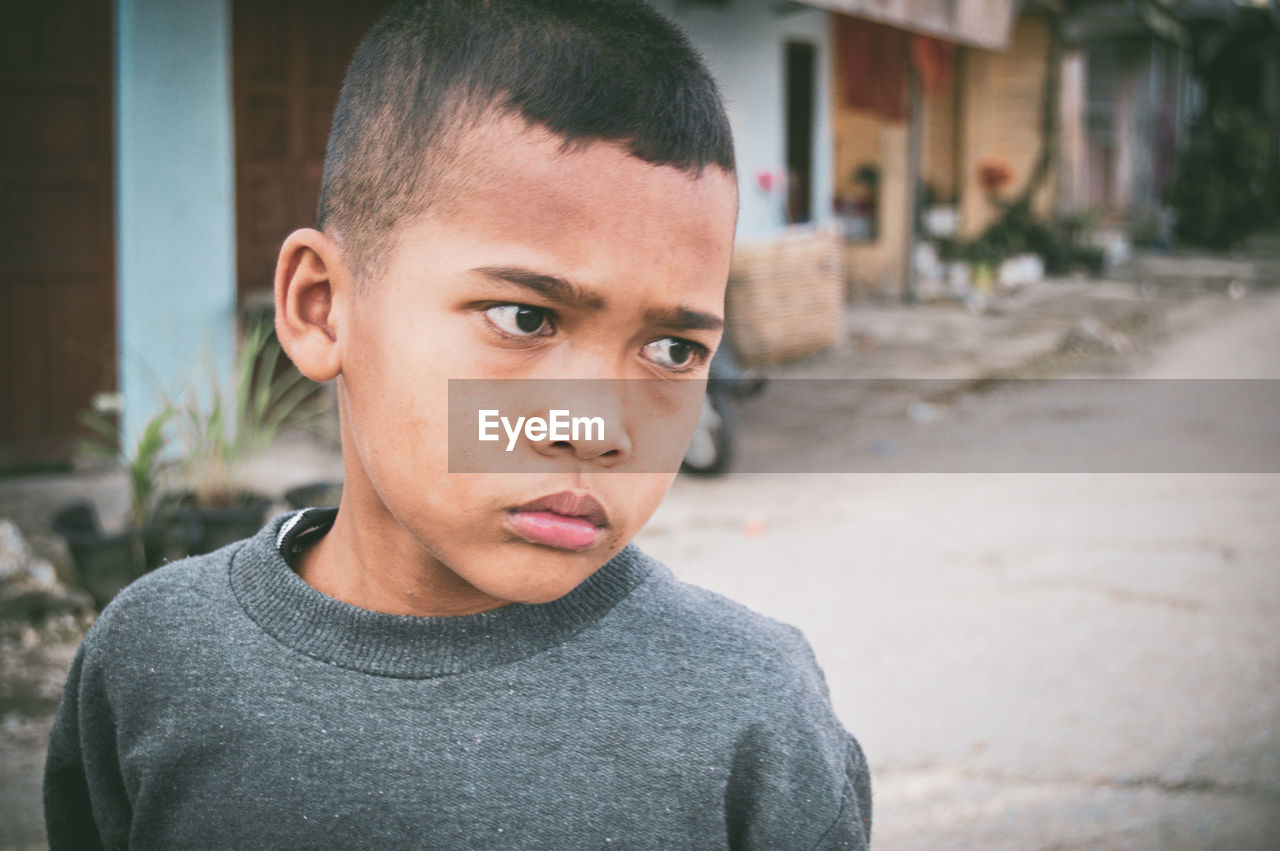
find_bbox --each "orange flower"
[978,160,1014,196]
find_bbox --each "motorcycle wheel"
[681,388,734,476]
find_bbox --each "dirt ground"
[0,616,86,850]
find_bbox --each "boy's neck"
[296,503,509,617]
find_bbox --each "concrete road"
[637,290,1280,849]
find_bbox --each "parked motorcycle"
[681,344,766,476]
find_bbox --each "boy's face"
[332,115,738,613]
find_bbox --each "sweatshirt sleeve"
[43,629,131,850]
[813,737,874,850]
[722,625,873,850]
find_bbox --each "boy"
[44,0,871,847]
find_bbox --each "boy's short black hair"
[317,0,737,282]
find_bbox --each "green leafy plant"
[940,199,1104,276]
[78,405,176,529]
[853,163,879,190]
[176,320,320,508]
[1168,108,1280,250]
[977,159,1015,198]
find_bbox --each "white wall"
[655,0,835,243]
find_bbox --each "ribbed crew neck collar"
[229,511,654,679]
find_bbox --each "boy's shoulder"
[630,553,814,658]
[112,542,235,606]
[85,507,323,645]
[598,548,837,708]
[76,532,250,663]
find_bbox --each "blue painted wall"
[116,0,236,444]
[657,0,834,243]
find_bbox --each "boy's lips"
[507,491,608,551]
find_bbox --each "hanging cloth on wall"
[837,16,956,120]
[836,15,909,121]
[911,35,954,96]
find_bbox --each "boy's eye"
[485,304,553,337]
[642,338,705,371]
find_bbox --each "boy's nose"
[531,379,632,468]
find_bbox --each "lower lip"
[507,511,602,550]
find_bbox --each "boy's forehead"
[446,113,737,224]
[399,113,738,289]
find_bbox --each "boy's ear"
[274,228,349,382]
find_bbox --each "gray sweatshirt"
[45,509,871,849]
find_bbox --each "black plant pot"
[140,520,174,570]
[172,495,271,556]
[283,481,343,510]
[50,501,144,610]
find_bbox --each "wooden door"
[785,41,816,226]
[234,0,394,303]
[0,1,116,470]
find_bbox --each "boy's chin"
[471,541,614,606]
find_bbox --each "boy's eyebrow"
[472,266,606,311]
[472,265,723,333]
[643,305,723,333]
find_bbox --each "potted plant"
[170,319,320,554]
[51,405,175,609]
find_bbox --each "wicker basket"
[726,227,845,366]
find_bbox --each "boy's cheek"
[611,471,679,530]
